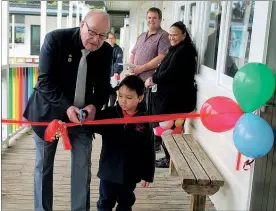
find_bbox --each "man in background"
[104,32,123,108]
[129,7,170,151]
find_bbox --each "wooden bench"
[162,134,224,211]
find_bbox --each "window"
[172,0,268,94]
[203,2,222,70]
[31,25,41,55]
[9,26,26,44]
[9,15,26,44]
[174,2,186,24]
[224,1,255,78]
[15,26,25,43]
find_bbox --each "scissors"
[79,109,88,125]
[79,109,83,125]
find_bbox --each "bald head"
[80,10,111,51]
[83,9,110,24]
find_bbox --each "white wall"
[128,5,140,57]
[161,1,175,31]
[10,15,76,57]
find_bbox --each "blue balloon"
[233,113,274,158]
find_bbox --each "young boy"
[92,75,155,211]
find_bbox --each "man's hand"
[82,104,96,121]
[132,65,145,75]
[141,180,150,188]
[66,106,81,123]
[145,77,153,88]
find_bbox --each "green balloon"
[233,63,275,113]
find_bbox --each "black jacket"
[93,104,155,185]
[23,27,113,139]
[151,41,197,115]
[110,43,123,76]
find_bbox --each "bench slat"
[173,134,211,185]
[162,134,196,185]
[182,134,224,186]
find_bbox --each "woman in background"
[145,21,197,168]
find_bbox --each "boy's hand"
[141,180,150,188]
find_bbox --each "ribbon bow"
[44,120,72,150]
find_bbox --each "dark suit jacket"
[23,27,113,139]
[151,41,197,115]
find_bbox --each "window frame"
[173,1,187,23]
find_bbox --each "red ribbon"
[2,112,201,150]
[236,152,242,171]
[1,112,201,126]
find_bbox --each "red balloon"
[200,96,244,132]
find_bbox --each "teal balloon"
[233,63,275,113]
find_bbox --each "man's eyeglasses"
[85,22,107,40]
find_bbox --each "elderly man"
[129,7,170,152]
[23,10,112,211]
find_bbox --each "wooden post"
[40,1,47,48]
[57,1,62,29]
[75,1,80,27]
[1,1,10,144]
[68,1,73,28]
[12,15,15,56]
[190,195,206,211]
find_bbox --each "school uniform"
[93,104,155,211]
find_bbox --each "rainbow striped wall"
[8,66,38,134]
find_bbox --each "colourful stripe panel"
[7,66,38,135]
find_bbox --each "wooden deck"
[2,130,216,211]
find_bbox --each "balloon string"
[243,159,255,171]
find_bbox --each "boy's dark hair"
[147,7,162,20]
[118,75,144,96]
